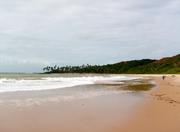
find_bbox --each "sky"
[0,0,180,72]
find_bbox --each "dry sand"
[116,75,180,132]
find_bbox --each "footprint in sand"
[152,94,180,105]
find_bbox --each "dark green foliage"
[43,54,180,74]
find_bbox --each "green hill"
[128,54,180,74]
[43,54,180,74]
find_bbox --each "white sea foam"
[0,75,139,93]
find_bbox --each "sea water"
[0,73,139,93]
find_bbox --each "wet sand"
[0,82,145,132]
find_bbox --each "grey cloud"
[0,0,180,72]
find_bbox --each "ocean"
[0,73,139,93]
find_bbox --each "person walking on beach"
[162,76,166,80]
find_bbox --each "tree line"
[42,54,180,74]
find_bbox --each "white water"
[0,75,139,93]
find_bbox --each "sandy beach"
[0,74,179,132]
[117,75,180,132]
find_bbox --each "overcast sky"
[0,0,180,72]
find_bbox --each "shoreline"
[0,75,147,132]
[115,75,180,132]
[0,74,179,132]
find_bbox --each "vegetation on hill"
[43,54,180,74]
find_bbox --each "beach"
[0,74,179,132]
[117,75,180,132]
[0,74,147,132]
